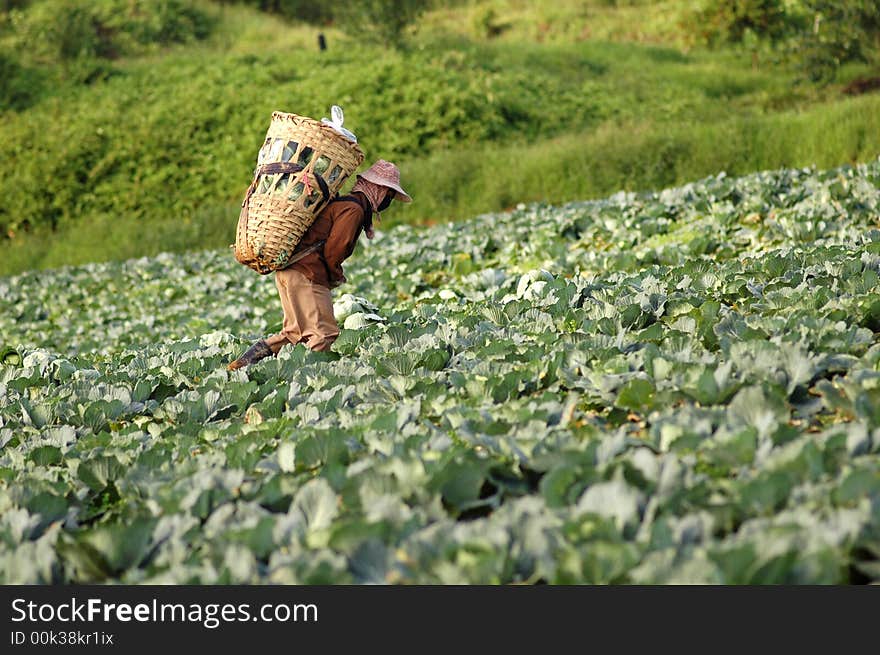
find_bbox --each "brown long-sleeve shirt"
[288,192,371,288]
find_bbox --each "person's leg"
[274,268,332,349]
[227,339,274,371]
[267,267,338,351]
[228,269,338,369]
[299,282,340,352]
[264,270,306,354]
[228,270,302,370]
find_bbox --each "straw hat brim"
[357,171,413,203]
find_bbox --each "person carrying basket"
[227,159,412,370]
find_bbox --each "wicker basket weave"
[234,111,365,274]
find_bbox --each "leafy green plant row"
[1,160,879,583]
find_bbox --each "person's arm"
[323,202,365,288]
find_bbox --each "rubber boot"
[227,339,274,371]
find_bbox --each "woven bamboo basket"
[234,111,364,274]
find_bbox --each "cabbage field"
[2,160,880,584]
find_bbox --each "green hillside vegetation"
[0,0,878,275]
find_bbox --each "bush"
[684,0,880,81]
[209,0,333,25]
[334,0,431,49]
[0,0,30,11]
[686,0,792,47]
[0,51,43,111]
[792,1,880,81]
[471,6,509,39]
[7,0,214,63]
[215,0,431,45]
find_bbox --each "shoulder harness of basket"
[336,193,375,240]
[276,192,372,270]
[331,192,373,228]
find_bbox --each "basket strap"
[285,239,326,267]
[242,163,332,209]
[255,162,331,203]
[333,192,374,234]
[311,170,331,203]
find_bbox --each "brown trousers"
[265,268,339,353]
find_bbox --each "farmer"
[227,159,412,370]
